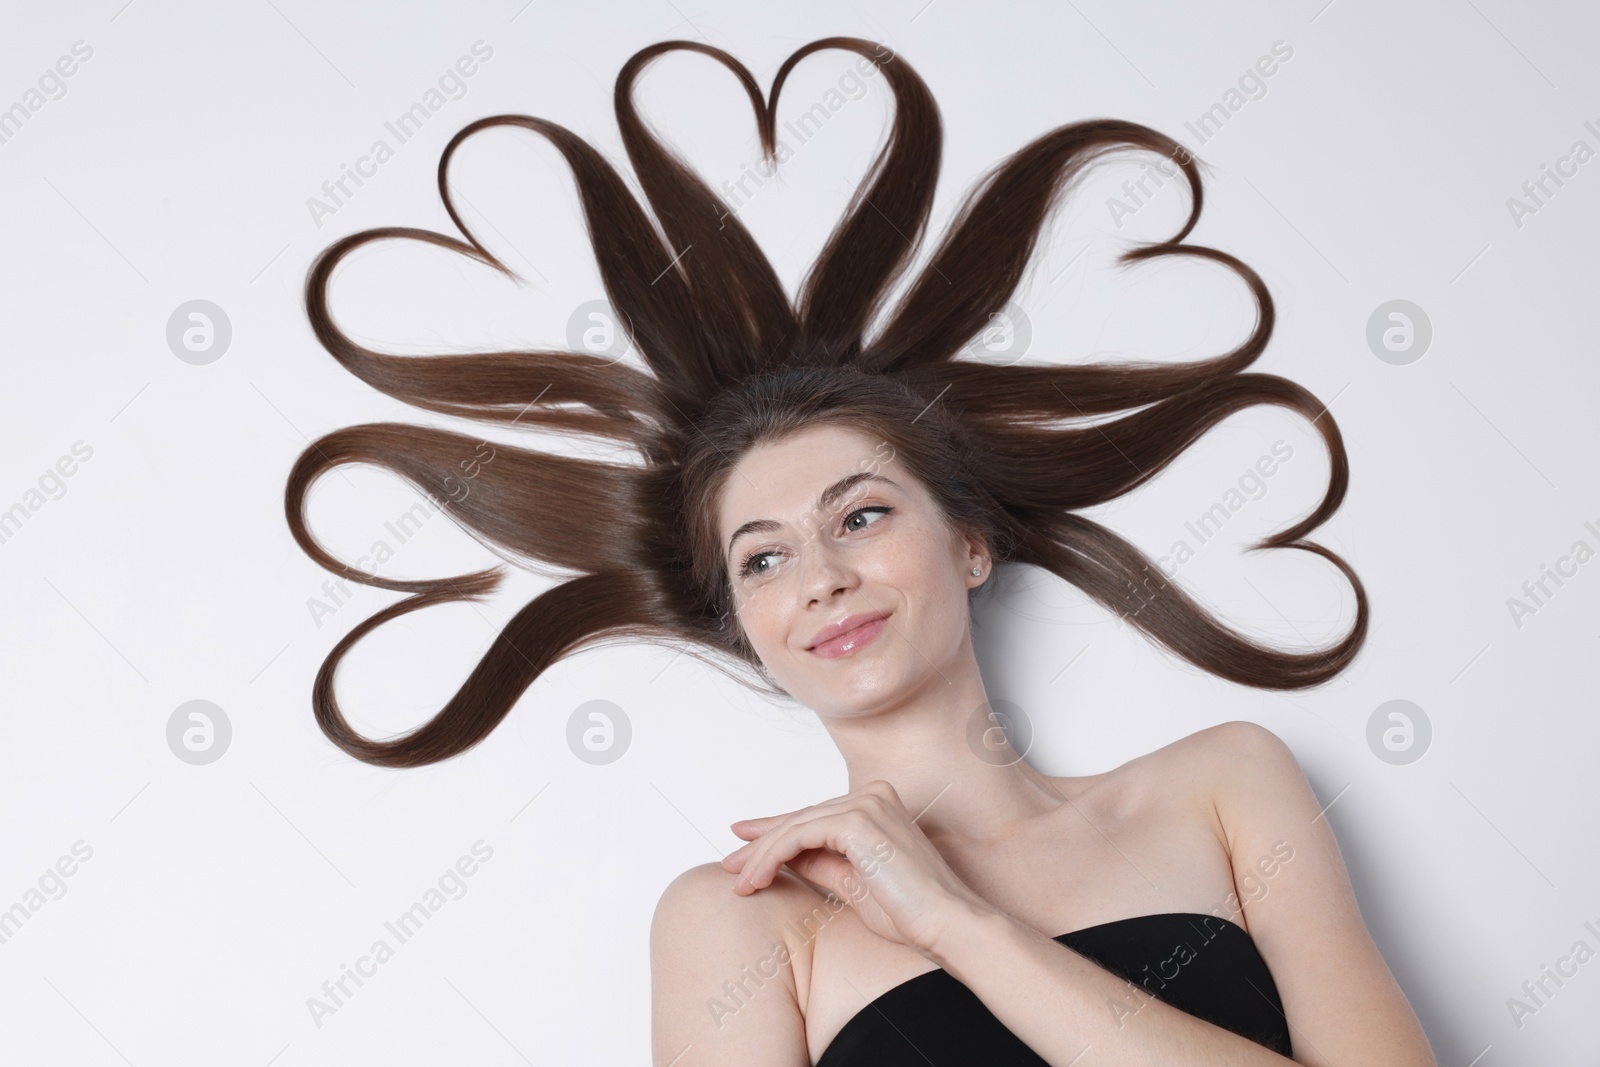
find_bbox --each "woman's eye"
[742,547,780,579]
[738,507,892,580]
[843,505,892,532]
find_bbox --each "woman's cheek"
[753,603,788,655]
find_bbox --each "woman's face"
[715,422,988,716]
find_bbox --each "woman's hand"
[721,779,995,958]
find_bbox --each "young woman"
[285,35,1438,1067]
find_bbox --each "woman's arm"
[930,905,1299,1065]
[924,721,1439,1066]
[650,861,813,1067]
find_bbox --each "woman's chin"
[802,669,914,718]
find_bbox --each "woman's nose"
[800,539,854,602]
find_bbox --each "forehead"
[717,424,902,530]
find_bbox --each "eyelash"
[736,505,893,580]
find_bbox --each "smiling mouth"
[808,615,890,659]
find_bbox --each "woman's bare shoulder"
[650,861,826,1065]
[654,860,823,932]
[1120,719,1285,780]
[1050,720,1282,830]
[652,860,821,966]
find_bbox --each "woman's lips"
[808,615,889,659]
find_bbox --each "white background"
[1,0,1596,1064]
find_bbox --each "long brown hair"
[285,36,1366,769]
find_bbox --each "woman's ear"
[959,531,991,583]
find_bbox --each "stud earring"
[971,567,982,576]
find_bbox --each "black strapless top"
[814,912,1291,1065]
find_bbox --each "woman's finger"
[720,840,755,871]
[782,847,856,900]
[734,810,877,894]
[728,819,768,840]
[733,814,836,893]
[726,787,903,890]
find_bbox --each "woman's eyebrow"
[726,472,902,558]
